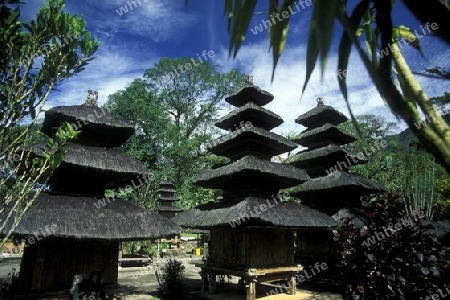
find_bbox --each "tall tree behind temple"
[105,58,247,209]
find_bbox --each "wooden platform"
[197,264,302,300]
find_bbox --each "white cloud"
[92,0,198,43]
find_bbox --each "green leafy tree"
[203,0,450,173]
[434,178,450,222]
[0,0,99,244]
[338,115,401,193]
[105,58,247,209]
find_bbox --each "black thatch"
[225,85,274,107]
[209,127,299,160]
[0,192,182,240]
[294,123,356,148]
[295,105,347,128]
[286,171,387,196]
[215,102,283,131]
[158,196,179,201]
[172,197,338,229]
[30,142,150,195]
[285,144,367,176]
[158,205,183,212]
[193,155,309,192]
[41,105,135,147]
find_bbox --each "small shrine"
[156,178,182,219]
[1,99,181,295]
[173,84,337,299]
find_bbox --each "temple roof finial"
[316,97,325,107]
[84,90,98,106]
[245,75,254,86]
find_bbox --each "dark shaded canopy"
[285,144,367,177]
[295,105,347,128]
[225,85,274,107]
[28,142,151,195]
[209,127,299,161]
[172,197,338,229]
[0,192,182,240]
[194,155,309,194]
[286,171,387,197]
[294,123,356,148]
[41,105,135,147]
[215,102,283,131]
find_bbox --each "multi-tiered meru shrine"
[173,84,337,300]
[156,178,183,219]
[1,100,181,295]
[285,100,387,215]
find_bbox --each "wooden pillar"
[289,274,297,295]
[246,277,256,300]
[208,273,217,294]
[200,269,207,292]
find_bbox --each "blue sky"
[21,0,450,135]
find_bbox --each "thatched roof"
[158,196,179,202]
[0,192,181,240]
[225,85,274,107]
[215,102,283,131]
[295,105,347,128]
[41,105,135,147]
[193,155,309,192]
[172,197,338,229]
[285,144,367,176]
[29,142,150,195]
[294,123,356,148]
[209,127,299,160]
[158,205,183,212]
[286,171,387,197]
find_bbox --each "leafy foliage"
[206,0,450,173]
[333,193,448,299]
[158,259,185,300]
[105,58,246,209]
[0,0,98,246]
[434,179,450,222]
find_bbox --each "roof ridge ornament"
[316,97,325,107]
[245,75,254,86]
[84,90,98,106]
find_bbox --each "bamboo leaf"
[301,16,319,98]
[337,0,371,136]
[229,0,258,58]
[269,0,295,81]
[312,0,339,78]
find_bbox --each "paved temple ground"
[0,256,342,299]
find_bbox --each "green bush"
[158,259,185,300]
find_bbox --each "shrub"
[158,259,185,300]
[334,193,448,299]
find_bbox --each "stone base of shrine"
[197,264,302,300]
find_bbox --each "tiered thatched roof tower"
[2,103,181,295]
[284,101,387,286]
[173,84,337,299]
[285,101,387,215]
[156,179,182,219]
